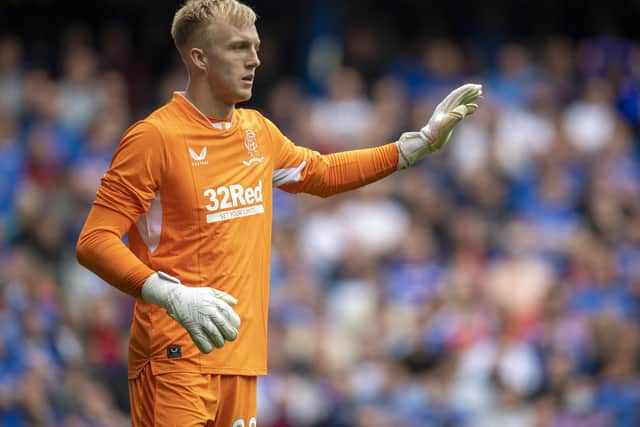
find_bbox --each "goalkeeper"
[76,0,482,425]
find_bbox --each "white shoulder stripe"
[272,161,307,187]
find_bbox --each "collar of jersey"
[172,92,238,134]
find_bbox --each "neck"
[184,77,234,119]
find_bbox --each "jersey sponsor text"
[203,180,264,223]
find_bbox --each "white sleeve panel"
[135,192,162,253]
[272,161,307,187]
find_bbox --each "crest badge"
[243,129,265,166]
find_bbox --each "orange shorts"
[128,363,257,427]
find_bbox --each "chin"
[235,86,253,100]
[237,91,252,102]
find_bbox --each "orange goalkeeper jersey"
[82,92,398,378]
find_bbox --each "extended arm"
[275,83,482,197]
[278,142,399,197]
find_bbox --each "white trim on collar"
[174,91,233,130]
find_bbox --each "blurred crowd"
[1,15,640,427]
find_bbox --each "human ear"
[190,48,208,71]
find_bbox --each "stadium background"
[1,0,640,426]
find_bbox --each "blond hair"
[171,0,257,53]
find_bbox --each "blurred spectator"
[0,106,22,242]
[308,66,374,151]
[57,45,102,133]
[0,36,24,116]
[563,78,617,153]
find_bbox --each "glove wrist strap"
[141,271,181,308]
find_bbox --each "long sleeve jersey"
[77,92,398,378]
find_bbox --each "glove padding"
[397,83,482,169]
[141,272,241,353]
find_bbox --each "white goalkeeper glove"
[396,83,482,169]
[141,272,241,353]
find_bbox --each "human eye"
[229,42,248,51]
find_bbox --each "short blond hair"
[171,0,257,52]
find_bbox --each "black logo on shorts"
[167,345,182,359]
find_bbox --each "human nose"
[247,47,260,69]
